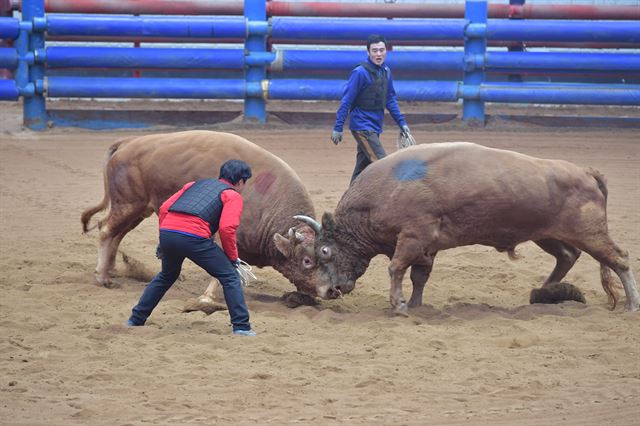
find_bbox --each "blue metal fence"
[0,0,638,130]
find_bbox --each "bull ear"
[273,233,291,257]
[321,212,336,234]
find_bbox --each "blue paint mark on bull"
[393,159,428,181]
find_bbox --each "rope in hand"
[397,129,416,150]
[235,258,257,287]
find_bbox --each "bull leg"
[572,231,640,311]
[534,239,581,286]
[198,279,221,304]
[407,253,436,308]
[615,268,640,312]
[95,206,147,287]
[388,236,428,316]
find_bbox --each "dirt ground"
[0,101,639,425]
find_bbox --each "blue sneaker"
[233,329,256,336]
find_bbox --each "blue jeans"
[129,230,251,331]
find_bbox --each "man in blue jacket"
[331,34,411,183]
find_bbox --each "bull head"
[273,221,321,296]
[274,213,360,299]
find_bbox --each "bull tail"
[600,263,620,310]
[586,168,620,309]
[81,138,128,233]
[587,167,608,202]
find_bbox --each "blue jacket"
[333,58,407,134]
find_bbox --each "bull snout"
[325,280,355,299]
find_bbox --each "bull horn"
[293,215,322,234]
[288,227,295,238]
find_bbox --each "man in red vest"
[127,159,256,336]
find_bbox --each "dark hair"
[219,159,252,185]
[367,34,387,51]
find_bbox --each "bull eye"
[320,246,332,259]
[302,256,314,269]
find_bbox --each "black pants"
[350,130,386,183]
[129,230,251,331]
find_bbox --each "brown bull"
[81,130,319,295]
[295,142,640,314]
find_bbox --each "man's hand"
[233,258,241,268]
[331,131,343,145]
[397,125,416,149]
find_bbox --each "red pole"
[267,2,639,20]
[42,0,243,15]
[7,0,635,20]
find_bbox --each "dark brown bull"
[296,142,640,314]
[81,130,319,295]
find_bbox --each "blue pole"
[43,47,245,69]
[463,0,487,125]
[244,0,267,122]
[46,15,246,39]
[0,47,18,68]
[22,0,46,130]
[47,77,246,99]
[273,49,640,73]
[0,79,19,100]
[271,18,466,41]
[478,83,640,105]
[0,17,20,39]
[487,20,640,43]
[266,80,459,102]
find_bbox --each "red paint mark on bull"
[253,171,276,195]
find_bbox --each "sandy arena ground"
[0,101,639,425]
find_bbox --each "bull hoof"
[407,299,422,308]
[393,302,410,317]
[103,280,120,289]
[95,274,111,287]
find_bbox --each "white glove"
[331,130,343,145]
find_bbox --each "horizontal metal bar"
[11,1,637,20]
[40,0,243,15]
[0,47,18,68]
[0,17,19,40]
[477,83,640,105]
[271,18,466,41]
[43,46,245,69]
[267,2,640,20]
[275,50,640,73]
[0,78,19,100]
[487,20,640,43]
[46,15,247,39]
[46,77,246,99]
[271,17,640,43]
[266,79,459,102]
